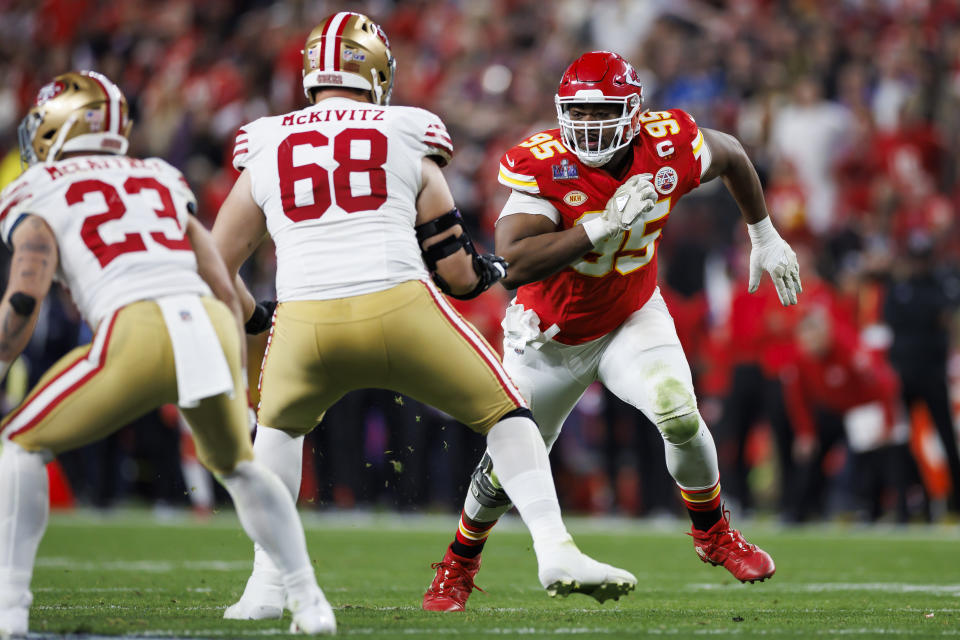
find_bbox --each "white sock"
[247,426,304,582]
[219,460,317,603]
[0,442,49,608]
[663,421,720,489]
[254,425,304,499]
[485,416,571,549]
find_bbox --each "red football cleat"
[690,511,775,583]
[422,545,484,612]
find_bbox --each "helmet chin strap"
[370,68,383,105]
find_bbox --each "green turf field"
[26,510,958,638]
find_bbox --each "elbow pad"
[414,209,508,299]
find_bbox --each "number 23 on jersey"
[66,177,191,268]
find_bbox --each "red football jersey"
[497,109,708,344]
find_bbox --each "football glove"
[747,217,802,306]
[581,173,657,245]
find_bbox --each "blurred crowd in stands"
[2,0,960,523]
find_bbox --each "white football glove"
[581,174,658,246]
[747,216,802,306]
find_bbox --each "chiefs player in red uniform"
[423,51,802,611]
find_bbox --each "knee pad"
[651,376,700,444]
[469,452,511,509]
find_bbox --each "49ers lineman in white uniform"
[0,71,333,634]
[213,12,637,622]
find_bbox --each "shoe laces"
[429,561,486,596]
[689,509,757,552]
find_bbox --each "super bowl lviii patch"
[552,159,579,180]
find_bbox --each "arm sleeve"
[498,190,560,224]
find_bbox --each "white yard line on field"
[36,557,249,571]
[689,582,960,595]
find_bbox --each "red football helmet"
[555,51,644,167]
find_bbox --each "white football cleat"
[288,587,336,635]
[536,539,637,603]
[0,589,31,636]
[0,606,27,636]
[223,573,285,620]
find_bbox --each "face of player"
[566,103,624,152]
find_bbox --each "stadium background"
[0,0,958,525]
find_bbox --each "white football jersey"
[0,155,210,328]
[233,96,454,301]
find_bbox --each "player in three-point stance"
[0,71,333,635]
[212,12,637,625]
[423,51,802,611]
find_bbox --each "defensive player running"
[0,71,333,635]
[212,12,637,621]
[423,51,802,611]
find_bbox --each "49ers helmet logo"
[36,80,66,106]
[655,166,677,195]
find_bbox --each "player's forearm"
[498,227,594,289]
[234,273,257,322]
[719,145,769,226]
[188,219,243,323]
[0,298,39,367]
[0,219,58,369]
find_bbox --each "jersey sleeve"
[497,143,544,195]
[0,170,44,248]
[414,108,453,167]
[668,109,712,183]
[232,123,253,172]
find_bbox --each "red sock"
[449,510,497,559]
[680,482,723,531]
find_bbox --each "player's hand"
[244,300,277,335]
[611,173,657,231]
[747,217,802,306]
[473,253,508,289]
[582,174,657,246]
